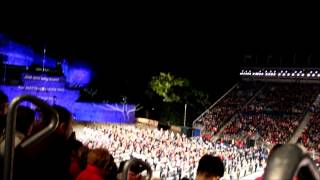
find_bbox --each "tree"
[191,89,211,108]
[148,72,211,126]
[149,72,189,102]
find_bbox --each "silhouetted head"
[269,144,283,158]
[0,90,8,116]
[87,148,111,170]
[16,106,35,136]
[196,154,224,180]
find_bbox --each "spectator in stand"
[299,110,320,165]
[69,139,86,180]
[0,106,35,155]
[14,105,75,180]
[117,160,143,180]
[0,90,8,134]
[77,148,112,180]
[104,155,118,180]
[195,154,224,180]
[254,144,280,180]
[0,106,36,179]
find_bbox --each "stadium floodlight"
[297,74,300,77]
[307,74,311,77]
[312,74,316,77]
[302,74,305,77]
[318,74,320,77]
[291,73,295,76]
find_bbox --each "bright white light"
[302,74,305,77]
[297,74,300,77]
[292,73,295,76]
[312,74,316,77]
[307,74,311,77]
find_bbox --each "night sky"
[2,19,318,103]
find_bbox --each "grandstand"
[1,33,320,179]
[68,68,320,179]
[193,68,320,170]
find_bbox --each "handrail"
[264,144,320,180]
[122,158,152,180]
[192,82,239,127]
[3,95,59,180]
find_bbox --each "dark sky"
[2,16,319,102]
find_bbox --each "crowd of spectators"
[194,82,263,134]
[221,83,320,145]
[300,112,320,152]
[299,110,320,165]
[74,123,268,179]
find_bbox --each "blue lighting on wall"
[33,54,57,68]
[61,59,69,75]
[0,33,127,124]
[67,103,136,123]
[0,41,34,66]
[66,67,92,87]
[0,85,80,105]
[0,84,135,124]
[0,72,133,124]
[22,74,66,88]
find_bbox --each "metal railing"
[264,144,320,180]
[192,82,239,127]
[121,158,153,180]
[3,95,59,180]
